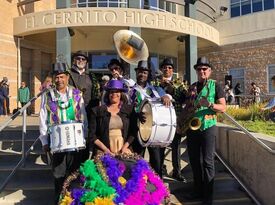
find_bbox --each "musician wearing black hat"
[158,58,188,182]
[108,58,136,87]
[130,60,172,178]
[39,64,88,205]
[69,51,100,161]
[182,56,226,204]
[70,51,100,112]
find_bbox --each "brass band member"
[130,60,172,178]
[39,65,88,205]
[185,57,226,205]
[69,51,100,161]
[158,58,188,182]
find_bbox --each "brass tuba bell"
[113,30,149,65]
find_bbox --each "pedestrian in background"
[250,82,261,104]
[40,76,52,91]
[234,82,243,106]
[0,80,8,116]
[17,81,30,115]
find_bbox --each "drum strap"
[133,85,160,101]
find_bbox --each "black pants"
[52,151,82,205]
[20,102,31,115]
[171,132,182,173]
[132,141,165,178]
[186,126,216,204]
[148,147,165,178]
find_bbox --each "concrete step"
[0,189,54,204]
[0,152,48,166]
[0,140,42,153]
[0,129,39,141]
[0,168,52,188]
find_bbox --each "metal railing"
[215,111,275,205]
[0,88,49,193]
[222,112,275,154]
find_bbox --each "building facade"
[1,0,275,113]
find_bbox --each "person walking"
[17,81,30,115]
[184,57,226,205]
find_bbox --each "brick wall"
[200,37,275,94]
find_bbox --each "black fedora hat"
[160,58,174,68]
[194,56,212,69]
[52,62,70,75]
[72,51,88,61]
[135,60,151,71]
[108,59,122,69]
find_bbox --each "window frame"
[229,67,246,93]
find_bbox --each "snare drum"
[49,122,86,153]
[138,100,176,147]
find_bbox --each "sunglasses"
[75,56,87,61]
[109,66,120,71]
[163,66,173,70]
[196,67,209,71]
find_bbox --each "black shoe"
[171,171,187,182]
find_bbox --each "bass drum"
[50,122,86,153]
[138,100,176,147]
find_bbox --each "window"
[230,0,275,17]
[253,0,263,12]
[231,0,241,17]
[88,53,117,69]
[75,0,127,8]
[241,0,252,15]
[264,0,274,10]
[229,68,245,93]
[268,65,275,93]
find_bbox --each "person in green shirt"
[17,81,30,115]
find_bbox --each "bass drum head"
[139,102,153,142]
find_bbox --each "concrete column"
[128,27,142,81]
[32,49,42,114]
[56,0,71,66]
[185,3,197,84]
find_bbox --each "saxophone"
[176,80,209,135]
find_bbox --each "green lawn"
[237,120,275,137]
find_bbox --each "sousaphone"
[113,30,149,65]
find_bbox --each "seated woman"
[89,79,137,156]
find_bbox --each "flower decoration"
[59,154,170,205]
